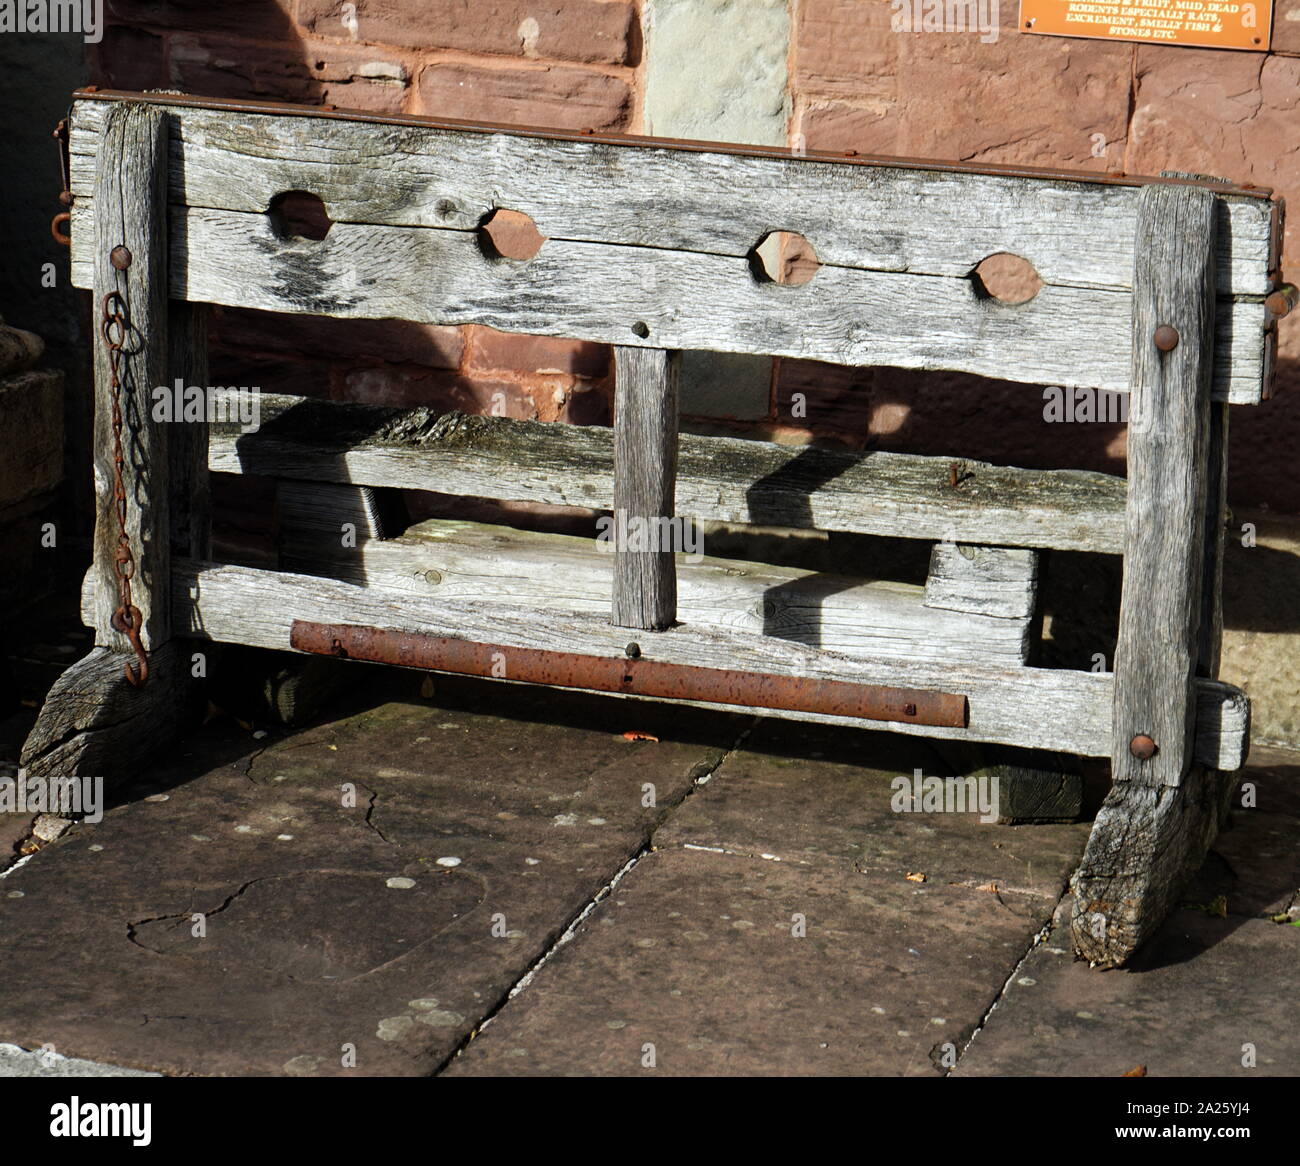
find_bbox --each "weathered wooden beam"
[1070,764,1232,966]
[261,516,1035,665]
[66,96,1277,296]
[612,346,680,630]
[208,392,1129,554]
[275,479,391,573]
[149,559,1249,766]
[88,102,171,654]
[1073,184,1239,968]
[65,202,1271,403]
[1111,185,1216,788]
[19,644,204,784]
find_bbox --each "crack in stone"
[362,786,390,843]
[126,878,265,949]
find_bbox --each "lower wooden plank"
[152,559,1248,765]
[271,516,1034,665]
[68,201,1273,403]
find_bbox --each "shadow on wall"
[774,353,1300,511]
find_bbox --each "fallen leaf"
[1122,1065,1147,1077]
[905,872,927,883]
[622,731,659,742]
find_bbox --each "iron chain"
[101,288,149,687]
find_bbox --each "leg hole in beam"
[969,252,1043,304]
[266,191,334,241]
[750,230,821,286]
[479,208,546,261]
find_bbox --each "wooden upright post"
[1072,183,1225,965]
[611,346,681,631]
[22,103,206,784]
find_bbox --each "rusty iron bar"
[70,88,1273,198]
[290,621,970,728]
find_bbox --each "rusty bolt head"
[109,245,132,270]
[625,642,641,660]
[1129,734,1157,761]
[1264,285,1297,321]
[1153,324,1179,352]
[903,703,918,717]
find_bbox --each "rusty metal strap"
[290,621,969,729]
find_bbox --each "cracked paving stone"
[445,846,1042,1077]
[0,679,744,1076]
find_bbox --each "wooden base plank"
[146,559,1250,765]
[282,516,1033,665]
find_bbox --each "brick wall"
[91,0,1300,512]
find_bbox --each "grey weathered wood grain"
[66,97,1276,296]
[1070,761,1237,966]
[268,516,1033,665]
[1073,185,1243,967]
[923,544,1038,621]
[1111,185,1216,787]
[208,392,1129,553]
[89,103,171,651]
[65,202,1271,403]
[168,301,211,562]
[612,346,680,629]
[153,559,1247,766]
[19,644,203,783]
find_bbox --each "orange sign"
[1020,0,1272,50]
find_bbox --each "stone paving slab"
[956,745,1300,1077]
[446,846,1042,1076]
[0,675,745,1076]
[954,904,1300,1077]
[654,719,1093,903]
[447,717,1100,1076]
